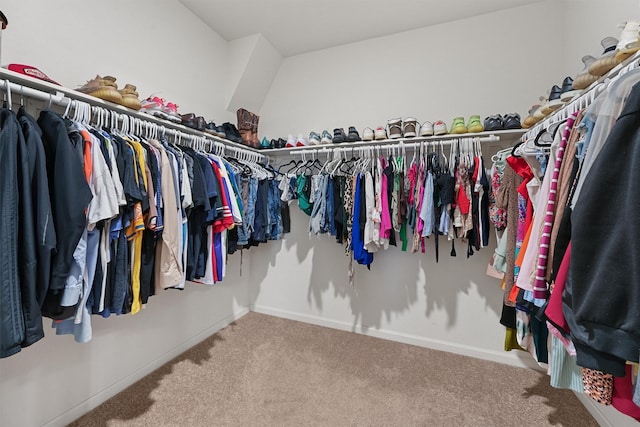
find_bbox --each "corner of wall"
[226,33,283,114]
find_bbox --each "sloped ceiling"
[179,0,544,57]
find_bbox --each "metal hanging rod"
[288,134,500,156]
[0,67,267,161]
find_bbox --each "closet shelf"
[0,67,266,158]
[262,129,525,156]
[523,48,640,142]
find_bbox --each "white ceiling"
[179,0,543,57]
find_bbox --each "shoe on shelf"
[195,116,206,132]
[540,85,563,115]
[76,75,124,105]
[140,96,167,118]
[450,117,467,134]
[259,137,272,149]
[467,115,484,133]
[276,137,286,148]
[560,76,580,103]
[402,117,418,138]
[163,102,182,123]
[285,134,296,148]
[589,36,621,76]
[296,133,308,147]
[207,122,225,138]
[309,131,321,145]
[205,121,218,135]
[484,114,504,131]
[119,84,142,110]
[346,126,360,142]
[420,121,434,137]
[374,126,387,140]
[362,127,374,141]
[433,120,448,136]
[320,130,333,144]
[522,105,539,129]
[615,21,640,63]
[503,113,522,129]
[216,124,226,138]
[387,118,402,139]
[333,128,346,144]
[222,122,243,144]
[572,55,598,90]
[181,113,196,129]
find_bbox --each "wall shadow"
[67,323,233,426]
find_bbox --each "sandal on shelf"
[76,75,124,104]
[589,36,621,76]
[615,21,640,63]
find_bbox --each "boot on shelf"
[251,111,260,148]
[236,107,253,146]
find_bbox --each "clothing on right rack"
[488,67,640,421]
[281,141,492,276]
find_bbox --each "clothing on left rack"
[0,108,285,358]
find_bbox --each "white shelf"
[261,129,526,155]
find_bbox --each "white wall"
[559,0,640,78]
[253,2,640,425]
[0,2,251,426]
[1,0,234,124]
[253,1,563,369]
[258,2,564,139]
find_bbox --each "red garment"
[545,242,571,333]
[456,165,470,215]
[80,129,93,184]
[524,200,534,238]
[210,160,234,233]
[612,365,640,421]
[506,155,533,200]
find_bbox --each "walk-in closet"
[2,1,640,426]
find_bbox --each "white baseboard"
[44,307,251,427]
[575,393,614,427]
[250,305,541,370]
[574,392,640,427]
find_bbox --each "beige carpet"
[70,313,596,427]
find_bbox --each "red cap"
[7,64,60,85]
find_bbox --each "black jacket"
[564,80,640,376]
[37,111,92,319]
[0,110,26,357]
[18,108,57,305]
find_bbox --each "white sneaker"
[320,130,333,144]
[374,126,387,140]
[286,134,296,148]
[433,120,448,136]
[388,118,402,139]
[362,127,374,141]
[419,121,434,137]
[402,117,417,138]
[309,131,321,145]
[296,133,308,147]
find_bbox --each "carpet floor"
[70,312,597,427]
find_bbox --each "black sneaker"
[277,137,287,148]
[483,114,504,131]
[549,84,562,102]
[205,121,218,135]
[503,113,522,129]
[333,128,346,144]
[346,126,360,142]
[222,122,243,144]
